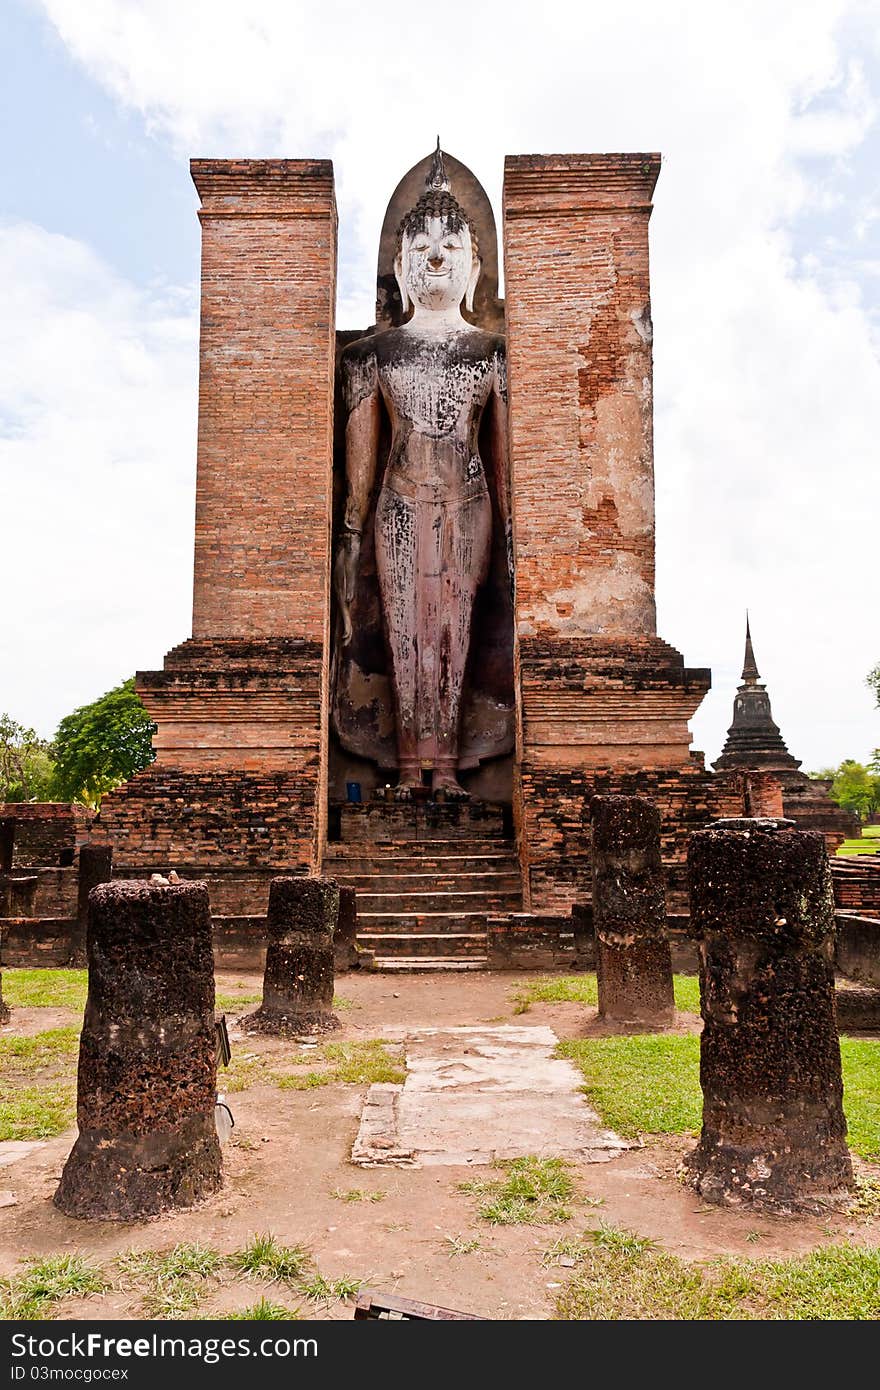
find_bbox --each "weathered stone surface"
[243,876,339,1033]
[685,818,852,1209]
[591,795,674,1026]
[352,1025,626,1166]
[70,843,113,966]
[54,881,222,1220]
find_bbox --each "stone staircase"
[325,801,521,971]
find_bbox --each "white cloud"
[0,219,197,737]
[10,0,880,764]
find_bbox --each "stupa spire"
[742,613,760,683]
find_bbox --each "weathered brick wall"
[190,160,337,643]
[137,639,322,772]
[517,636,710,772]
[502,155,722,911]
[831,859,880,919]
[519,761,739,913]
[503,154,660,640]
[0,804,93,868]
[95,768,315,874]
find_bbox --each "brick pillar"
[54,882,221,1219]
[244,876,339,1033]
[190,159,337,642]
[504,154,660,641]
[95,162,338,887]
[502,154,717,911]
[685,818,852,1209]
[591,795,674,1026]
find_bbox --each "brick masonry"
[501,153,732,911]
[0,803,93,870]
[94,162,338,879]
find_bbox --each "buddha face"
[397,215,479,316]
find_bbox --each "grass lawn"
[1,1235,363,1321]
[3,970,88,1011]
[511,972,701,1015]
[553,1231,880,1319]
[558,1033,880,1159]
[0,1027,79,1141]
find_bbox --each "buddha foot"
[432,775,470,801]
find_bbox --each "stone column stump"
[244,876,339,1033]
[685,818,852,1209]
[334,885,358,974]
[591,795,674,1027]
[70,844,113,966]
[54,881,222,1220]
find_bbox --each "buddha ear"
[394,252,410,316]
[465,253,481,314]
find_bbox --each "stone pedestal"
[502,156,727,911]
[94,162,338,897]
[244,876,339,1033]
[591,795,673,1026]
[54,881,222,1220]
[70,844,113,965]
[685,818,852,1209]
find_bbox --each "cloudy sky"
[1,0,878,772]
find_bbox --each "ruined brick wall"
[520,761,738,913]
[831,858,880,919]
[0,804,94,868]
[95,768,314,875]
[136,639,322,773]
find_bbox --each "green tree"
[0,715,56,802]
[868,661,880,707]
[51,678,156,808]
[815,758,880,822]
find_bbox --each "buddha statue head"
[394,141,481,318]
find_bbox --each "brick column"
[190,159,337,641]
[97,163,338,887]
[503,153,660,641]
[503,155,718,911]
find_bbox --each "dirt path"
[1,970,877,1321]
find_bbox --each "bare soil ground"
[1,969,878,1321]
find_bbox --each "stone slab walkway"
[352,1024,627,1167]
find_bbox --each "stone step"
[326,850,517,872]
[373,957,488,972]
[357,932,487,958]
[352,890,520,914]
[329,871,521,893]
[358,911,488,933]
[337,801,509,844]
[326,841,515,861]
